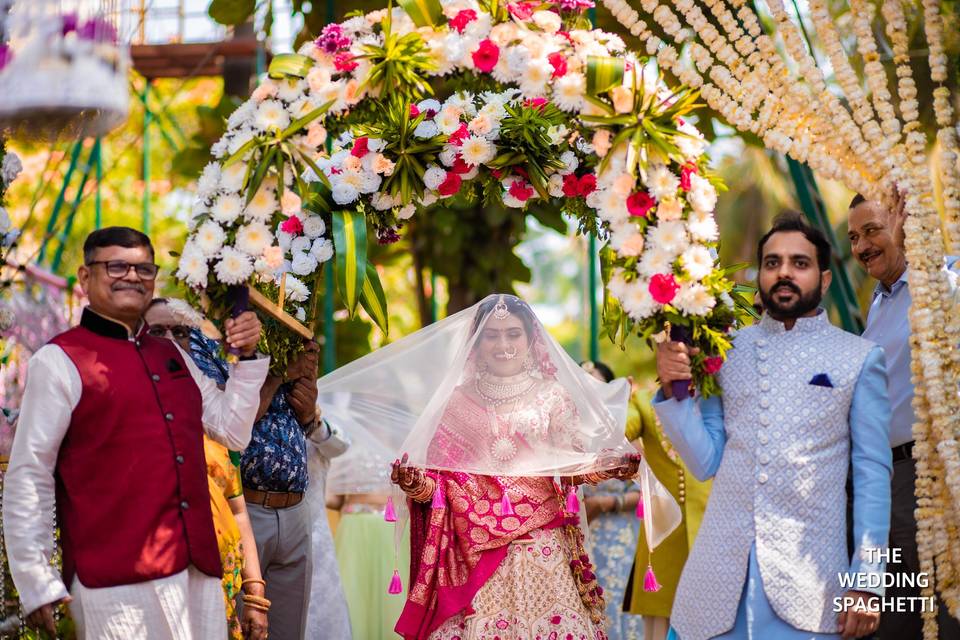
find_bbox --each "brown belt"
[243,488,304,509]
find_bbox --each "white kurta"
[2,337,269,639]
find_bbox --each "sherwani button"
[760,381,770,391]
[758,352,768,361]
[165,413,174,421]
[180,501,189,510]
[151,374,160,382]
[758,473,768,484]
[759,434,769,444]
[175,455,184,464]
[760,454,770,465]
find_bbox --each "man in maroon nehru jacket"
[2,227,270,639]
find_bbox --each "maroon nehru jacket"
[50,307,221,588]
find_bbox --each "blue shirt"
[189,331,309,492]
[862,260,959,447]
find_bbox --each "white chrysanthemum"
[621,278,658,320]
[645,164,680,201]
[676,120,707,159]
[244,186,278,222]
[687,173,718,214]
[416,98,442,115]
[227,102,256,129]
[553,73,586,112]
[302,215,326,239]
[647,219,689,254]
[687,209,719,242]
[236,221,273,257]
[610,224,645,257]
[681,244,714,281]
[227,129,255,157]
[254,100,290,132]
[211,138,229,159]
[291,251,319,276]
[311,238,334,262]
[423,165,447,190]
[214,247,254,285]
[277,78,305,103]
[606,268,629,299]
[194,220,226,257]
[357,171,382,194]
[276,230,293,251]
[220,162,247,193]
[638,244,676,278]
[460,137,496,166]
[283,274,309,303]
[197,162,221,198]
[317,80,347,113]
[519,59,551,98]
[414,120,440,139]
[444,92,476,118]
[211,194,243,224]
[177,243,209,288]
[291,236,312,254]
[439,146,459,167]
[295,306,307,322]
[504,45,531,73]
[674,282,716,317]
[478,100,506,121]
[436,106,464,135]
[598,189,629,224]
[331,179,360,205]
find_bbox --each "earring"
[523,353,535,373]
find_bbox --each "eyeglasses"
[147,324,192,340]
[86,260,159,280]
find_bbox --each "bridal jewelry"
[475,371,536,407]
[492,295,511,320]
[502,345,518,360]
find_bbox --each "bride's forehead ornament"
[492,295,511,321]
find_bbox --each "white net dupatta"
[316,293,638,486]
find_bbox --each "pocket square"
[809,373,833,388]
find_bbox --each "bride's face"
[478,314,530,377]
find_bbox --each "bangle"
[242,578,266,590]
[612,495,624,513]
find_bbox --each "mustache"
[112,282,146,293]
[768,280,800,295]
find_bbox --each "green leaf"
[586,56,625,96]
[268,53,314,79]
[359,263,390,334]
[208,0,255,25]
[223,136,259,168]
[332,211,368,316]
[278,100,335,141]
[397,0,446,28]
[245,147,277,205]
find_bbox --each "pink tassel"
[565,486,579,514]
[431,481,444,509]
[500,491,514,515]
[643,564,662,592]
[384,496,397,522]
[388,569,403,595]
[635,494,644,519]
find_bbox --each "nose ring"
[502,346,518,359]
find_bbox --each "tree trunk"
[223,22,256,99]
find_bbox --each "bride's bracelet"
[408,476,436,502]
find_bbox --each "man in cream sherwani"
[654,213,892,640]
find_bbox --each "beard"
[759,279,823,320]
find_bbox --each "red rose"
[280,215,303,235]
[449,8,477,33]
[448,122,470,146]
[648,273,680,304]
[409,104,420,118]
[680,163,697,191]
[627,191,656,217]
[507,1,534,19]
[333,52,358,72]
[508,180,534,202]
[351,136,369,158]
[578,173,597,196]
[523,97,548,112]
[562,174,580,198]
[437,171,462,196]
[703,356,724,374]
[513,166,530,180]
[547,51,568,78]
[472,40,500,73]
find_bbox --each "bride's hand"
[390,453,430,498]
[609,453,642,480]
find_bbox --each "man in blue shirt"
[191,335,337,639]
[848,193,960,639]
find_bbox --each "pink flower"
[680,163,697,191]
[409,104,420,118]
[449,9,478,33]
[578,174,597,196]
[523,97,548,112]
[280,215,303,235]
[262,246,284,269]
[496,619,509,630]
[438,172,463,196]
[333,52,358,72]
[451,156,472,174]
[508,180,534,202]
[627,191,656,217]
[547,51,567,78]
[472,40,500,73]
[351,137,369,158]
[448,122,470,146]
[704,356,724,374]
[281,191,302,216]
[649,273,680,304]
[508,1,535,19]
[562,174,580,198]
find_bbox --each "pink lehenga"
[395,383,608,640]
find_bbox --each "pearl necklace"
[475,371,536,407]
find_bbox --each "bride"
[317,294,641,640]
